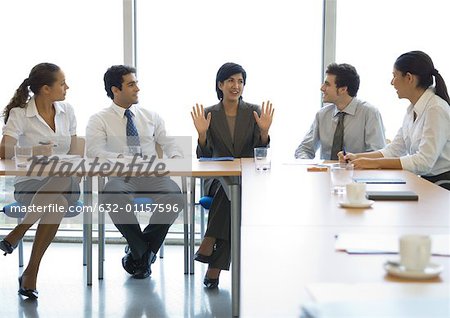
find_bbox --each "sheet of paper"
[335,233,450,256]
[301,283,450,318]
[282,159,325,165]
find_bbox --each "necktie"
[330,112,345,160]
[125,109,140,146]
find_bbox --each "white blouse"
[381,89,450,176]
[2,96,77,183]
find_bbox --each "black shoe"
[18,276,38,299]
[0,239,15,256]
[125,244,157,264]
[203,274,219,289]
[133,249,155,279]
[122,253,137,275]
[194,251,215,264]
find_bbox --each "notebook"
[353,178,405,184]
[366,191,418,201]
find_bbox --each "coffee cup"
[399,234,431,271]
[346,182,366,203]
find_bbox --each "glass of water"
[14,145,33,169]
[254,147,271,172]
[330,162,354,194]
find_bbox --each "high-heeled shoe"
[18,276,38,299]
[0,239,15,256]
[203,274,219,289]
[194,251,215,264]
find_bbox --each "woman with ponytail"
[340,51,450,190]
[0,63,81,298]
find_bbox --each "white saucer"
[384,261,443,279]
[338,200,374,208]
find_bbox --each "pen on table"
[39,141,58,147]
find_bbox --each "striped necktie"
[124,109,140,146]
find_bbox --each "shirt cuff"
[399,155,414,173]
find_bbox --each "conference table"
[239,158,450,317]
[3,156,449,316]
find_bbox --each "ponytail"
[2,62,60,124]
[3,78,30,124]
[395,51,450,106]
[433,70,450,105]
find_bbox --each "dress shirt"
[380,89,450,176]
[2,96,77,183]
[295,98,386,159]
[86,103,182,158]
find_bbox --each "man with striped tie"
[86,65,184,279]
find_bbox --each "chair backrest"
[156,143,163,159]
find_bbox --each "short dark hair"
[326,63,360,97]
[215,62,247,100]
[104,65,136,99]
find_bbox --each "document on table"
[34,154,82,163]
[335,233,450,256]
[282,159,325,165]
[301,283,450,318]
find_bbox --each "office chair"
[1,137,87,267]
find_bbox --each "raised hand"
[253,100,274,133]
[191,103,211,135]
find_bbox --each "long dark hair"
[394,51,450,105]
[3,62,61,123]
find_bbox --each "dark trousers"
[101,176,184,261]
[422,170,450,191]
[204,179,231,270]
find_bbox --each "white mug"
[399,234,431,271]
[346,182,366,203]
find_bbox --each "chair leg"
[200,207,206,239]
[83,223,87,266]
[159,241,164,258]
[18,218,24,267]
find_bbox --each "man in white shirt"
[86,65,184,279]
[295,63,386,160]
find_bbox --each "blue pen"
[343,146,349,163]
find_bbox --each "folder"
[366,191,418,201]
[353,178,405,184]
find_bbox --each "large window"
[0,0,123,229]
[336,0,450,139]
[0,0,123,136]
[136,0,324,158]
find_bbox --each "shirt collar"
[111,102,137,118]
[333,97,357,116]
[410,88,434,117]
[25,96,65,117]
